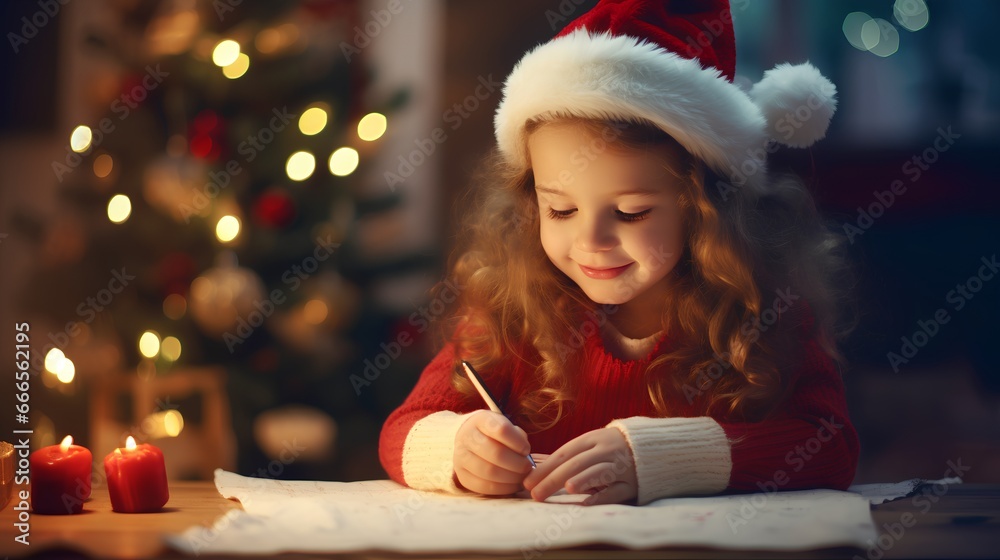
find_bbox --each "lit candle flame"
[60,435,73,451]
[125,436,137,451]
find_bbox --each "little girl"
[380,0,859,506]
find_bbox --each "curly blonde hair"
[432,117,855,429]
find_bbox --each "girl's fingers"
[524,428,637,500]
[465,425,534,474]
[565,462,618,495]
[462,445,533,483]
[522,438,591,492]
[526,449,597,501]
[581,481,635,506]
[475,412,531,455]
[455,465,524,496]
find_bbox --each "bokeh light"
[139,331,161,358]
[141,410,185,439]
[867,19,900,57]
[843,12,874,51]
[299,106,329,136]
[303,299,328,324]
[44,348,66,373]
[223,53,250,79]
[845,12,899,57]
[255,28,282,54]
[894,0,929,32]
[216,215,241,242]
[286,151,316,181]
[254,24,299,55]
[357,113,387,141]
[860,19,882,50]
[107,194,132,224]
[161,336,182,361]
[212,39,240,67]
[93,154,114,178]
[70,125,93,152]
[164,410,184,436]
[55,358,75,384]
[163,294,187,320]
[328,147,359,177]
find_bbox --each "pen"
[461,360,537,469]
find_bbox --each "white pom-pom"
[749,62,837,148]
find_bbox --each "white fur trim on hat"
[494,29,770,192]
[749,62,837,149]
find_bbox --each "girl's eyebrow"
[534,186,568,195]
[534,185,659,196]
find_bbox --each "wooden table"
[0,482,240,559]
[0,482,997,559]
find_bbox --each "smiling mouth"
[578,263,633,279]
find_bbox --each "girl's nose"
[574,214,617,253]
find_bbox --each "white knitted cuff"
[401,410,477,494]
[607,416,732,505]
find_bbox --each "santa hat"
[493,0,837,194]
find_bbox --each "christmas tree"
[18,0,422,482]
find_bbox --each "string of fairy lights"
[47,23,390,442]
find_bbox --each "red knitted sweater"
[379,320,859,503]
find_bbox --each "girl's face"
[528,121,686,310]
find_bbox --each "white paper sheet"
[166,470,877,556]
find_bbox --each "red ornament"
[189,134,214,159]
[189,110,224,160]
[253,190,296,228]
[192,110,219,133]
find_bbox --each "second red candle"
[103,436,169,513]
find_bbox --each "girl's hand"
[522,428,638,505]
[454,410,534,495]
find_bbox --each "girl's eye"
[616,209,652,222]
[547,208,576,220]
[546,208,652,222]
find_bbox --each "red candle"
[30,435,92,515]
[103,436,169,513]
